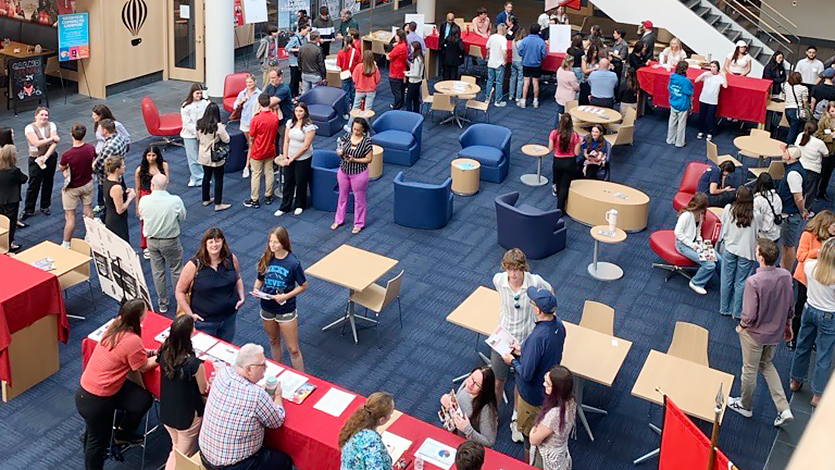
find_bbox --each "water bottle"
[265,375,278,398]
[414,456,424,470]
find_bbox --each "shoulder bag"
[210,132,230,163]
[764,192,782,225]
[792,85,810,121]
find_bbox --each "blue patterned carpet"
[0,75,807,470]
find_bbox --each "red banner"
[659,396,736,470]
[561,0,582,10]
[233,0,244,26]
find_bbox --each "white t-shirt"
[25,122,57,155]
[285,121,318,161]
[699,73,725,105]
[753,190,782,241]
[795,133,829,173]
[486,34,508,69]
[804,259,835,312]
[660,48,687,67]
[783,83,808,109]
[781,169,803,216]
[795,58,825,85]
[726,52,751,75]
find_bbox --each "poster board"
[57,13,89,61]
[8,56,47,105]
[242,0,268,24]
[278,0,309,30]
[83,217,153,308]
[548,24,571,53]
[404,13,424,38]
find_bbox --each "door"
[168,0,205,82]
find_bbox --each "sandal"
[331,223,341,230]
[351,226,362,234]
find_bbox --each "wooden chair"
[420,80,434,114]
[580,301,615,336]
[466,45,485,75]
[465,89,492,122]
[459,75,478,100]
[349,270,405,348]
[565,99,578,114]
[604,124,634,149]
[0,214,9,253]
[667,321,709,366]
[454,18,465,28]
[174,449,207,470]
[574,123,590,137]
[430,93,455,122]
[607,106,637,133]
[748,160,785,180]
[739,129,771,159]
[63,238,97,318]
[706,140,741,167]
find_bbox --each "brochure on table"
[313,387,356,417]
[415,438,457,470]
[276,369,308,399]
[201,342,240,365]
[382,432,412,462]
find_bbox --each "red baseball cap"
[642,20,653,29]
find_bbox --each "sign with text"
[8,56,46,103]
[242,0,268,24]
[278,0,309,29]
[57,13,89,61]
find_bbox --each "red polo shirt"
[388,42,408,80]
[249,109,280,161]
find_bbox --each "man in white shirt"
[138,174,186,313]
[777,146,808,270]
[795,46,824,89]
[485,23,508,107]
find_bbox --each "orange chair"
[223,72,249,114]
[672,162,710,211]
[141,97,183,147]
[650,209,721,282]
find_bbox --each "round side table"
[520,144,551,187]
[350,108,376,121]
[368,145,384,181]
[451,158,481,196]
[588,225,627,281]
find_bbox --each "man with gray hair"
[137,173,186,314]
[199,344,293,470]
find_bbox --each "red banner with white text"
[659,396,738,470]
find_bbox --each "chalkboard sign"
[7,56,47,105]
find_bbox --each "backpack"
[813,99,829,121]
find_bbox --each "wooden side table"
[368,145,383,181]
[521,144,551,187]
[589,225,627,281]
[451,158,481,196]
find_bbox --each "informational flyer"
[276,370,308,399]
[382,432,412,463]
[548,24,571,53]
[485,325,519,356]
[313,387,356,417]
[415,438,456,470]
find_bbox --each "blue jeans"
[790,303,835,395]
[675,240,717,288]
[572,67,583,83]
[720,250,755,318]
[486,66,505,103]
[786,107,803,145]
[196,315,237,344]
[184,137,203,184]
[554,103,565,128]
[341,79,355,112]
[508,61,523,101]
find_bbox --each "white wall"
[765,0,835,42]
[590,0,763,76]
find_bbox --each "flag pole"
[706,383,724,470]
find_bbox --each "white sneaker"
[533,99,539,109]
[187,179,198,187]
[143,249,150,260]
[494,101,507,108]
[510,415,523,443]
[242,167,250,178]
[689,281,707,295]
[727,397,753,418]
[274,209,285,217]
[774,408,794,427]
[518,100,526,109]
[696,132,704,139]
[294,208,304,216]
[61,241,70,248]
[707,134,713,140]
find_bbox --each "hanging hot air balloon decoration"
[121,0,148,47]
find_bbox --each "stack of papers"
[451,81,468,92]
[154,327,171,344]
[191,332,219,356]
[382,432,412,462]
[31,257,56,271]
[276,369,308,399]
[201,342,239,365]
[313,387,356,417]
[87,318,115,341]
[415,438,457,470]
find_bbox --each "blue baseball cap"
[526,287,557,314]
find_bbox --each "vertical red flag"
[659,396,735,470]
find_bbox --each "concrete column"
[417,0,436,24]
[205,0,235,98]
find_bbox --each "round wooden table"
[434,80,481,128]
[520,144,551,187]
[350,108,376,121]
[734,135,784,158]
[451,158,481,196]
[368,145,383,181]
[589,225,627,281]
[565,180,651,232]
[569,105,623,125]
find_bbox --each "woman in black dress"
[157,315,207,470]
[0,145,27,251]
[103,155,135,242]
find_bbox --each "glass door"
[168,0,205,82]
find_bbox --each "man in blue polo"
[502,287,566,460]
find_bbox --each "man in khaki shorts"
[59,123,96,247]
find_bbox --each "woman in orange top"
[75,299,158,470]
[351,50,381,111]
[790,210,835,348]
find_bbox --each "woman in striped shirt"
[331,118,373,234]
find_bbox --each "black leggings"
[405,82,421,113]
[279,157,312,212]
[289,66,301,97]
[202,164,225,204]
[793,282,807,343]
[24,154,57,213]
[818,155,835,198]
[75,381,153,470]
[552,157,575,212]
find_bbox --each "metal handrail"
[759,0,798,30]
[723,0,791,46]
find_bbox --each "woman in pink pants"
[331,118,373,234]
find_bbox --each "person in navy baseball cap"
[526,286,557,314]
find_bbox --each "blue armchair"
[372,111,424,167]
[311,150,353,212]
[495,192,566,259]
[457,124,511,183]
[298,86,347,137]
[393,171,453,229]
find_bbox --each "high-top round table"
[734,134,784,167]
[589,225,627,281]
[565,180,651,232]
[350,108,376,121]
[569,105,622,125]
[368,145,383,181]
[435,80,481,128]
[521,144,551,187]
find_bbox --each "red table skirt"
[0,255,68,385]
[636,62,772,123]
[425,32,564,72]
[82,313,535,470]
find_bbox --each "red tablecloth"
[82,313,535,470]
[425,32,564,72]
[0,255,68,385]
[636,62,772,123]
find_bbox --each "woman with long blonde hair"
[253,226,308,371]
[339,392,395,469]
[790,237,835,407]
[789,210,835,348]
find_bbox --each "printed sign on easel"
[84,217,153,308]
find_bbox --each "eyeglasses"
[250,362,267,369]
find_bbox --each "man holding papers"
[502,287,566,462]
[199,344,293,470]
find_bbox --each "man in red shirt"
[243,94,280,208]
[59,123,96,247]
